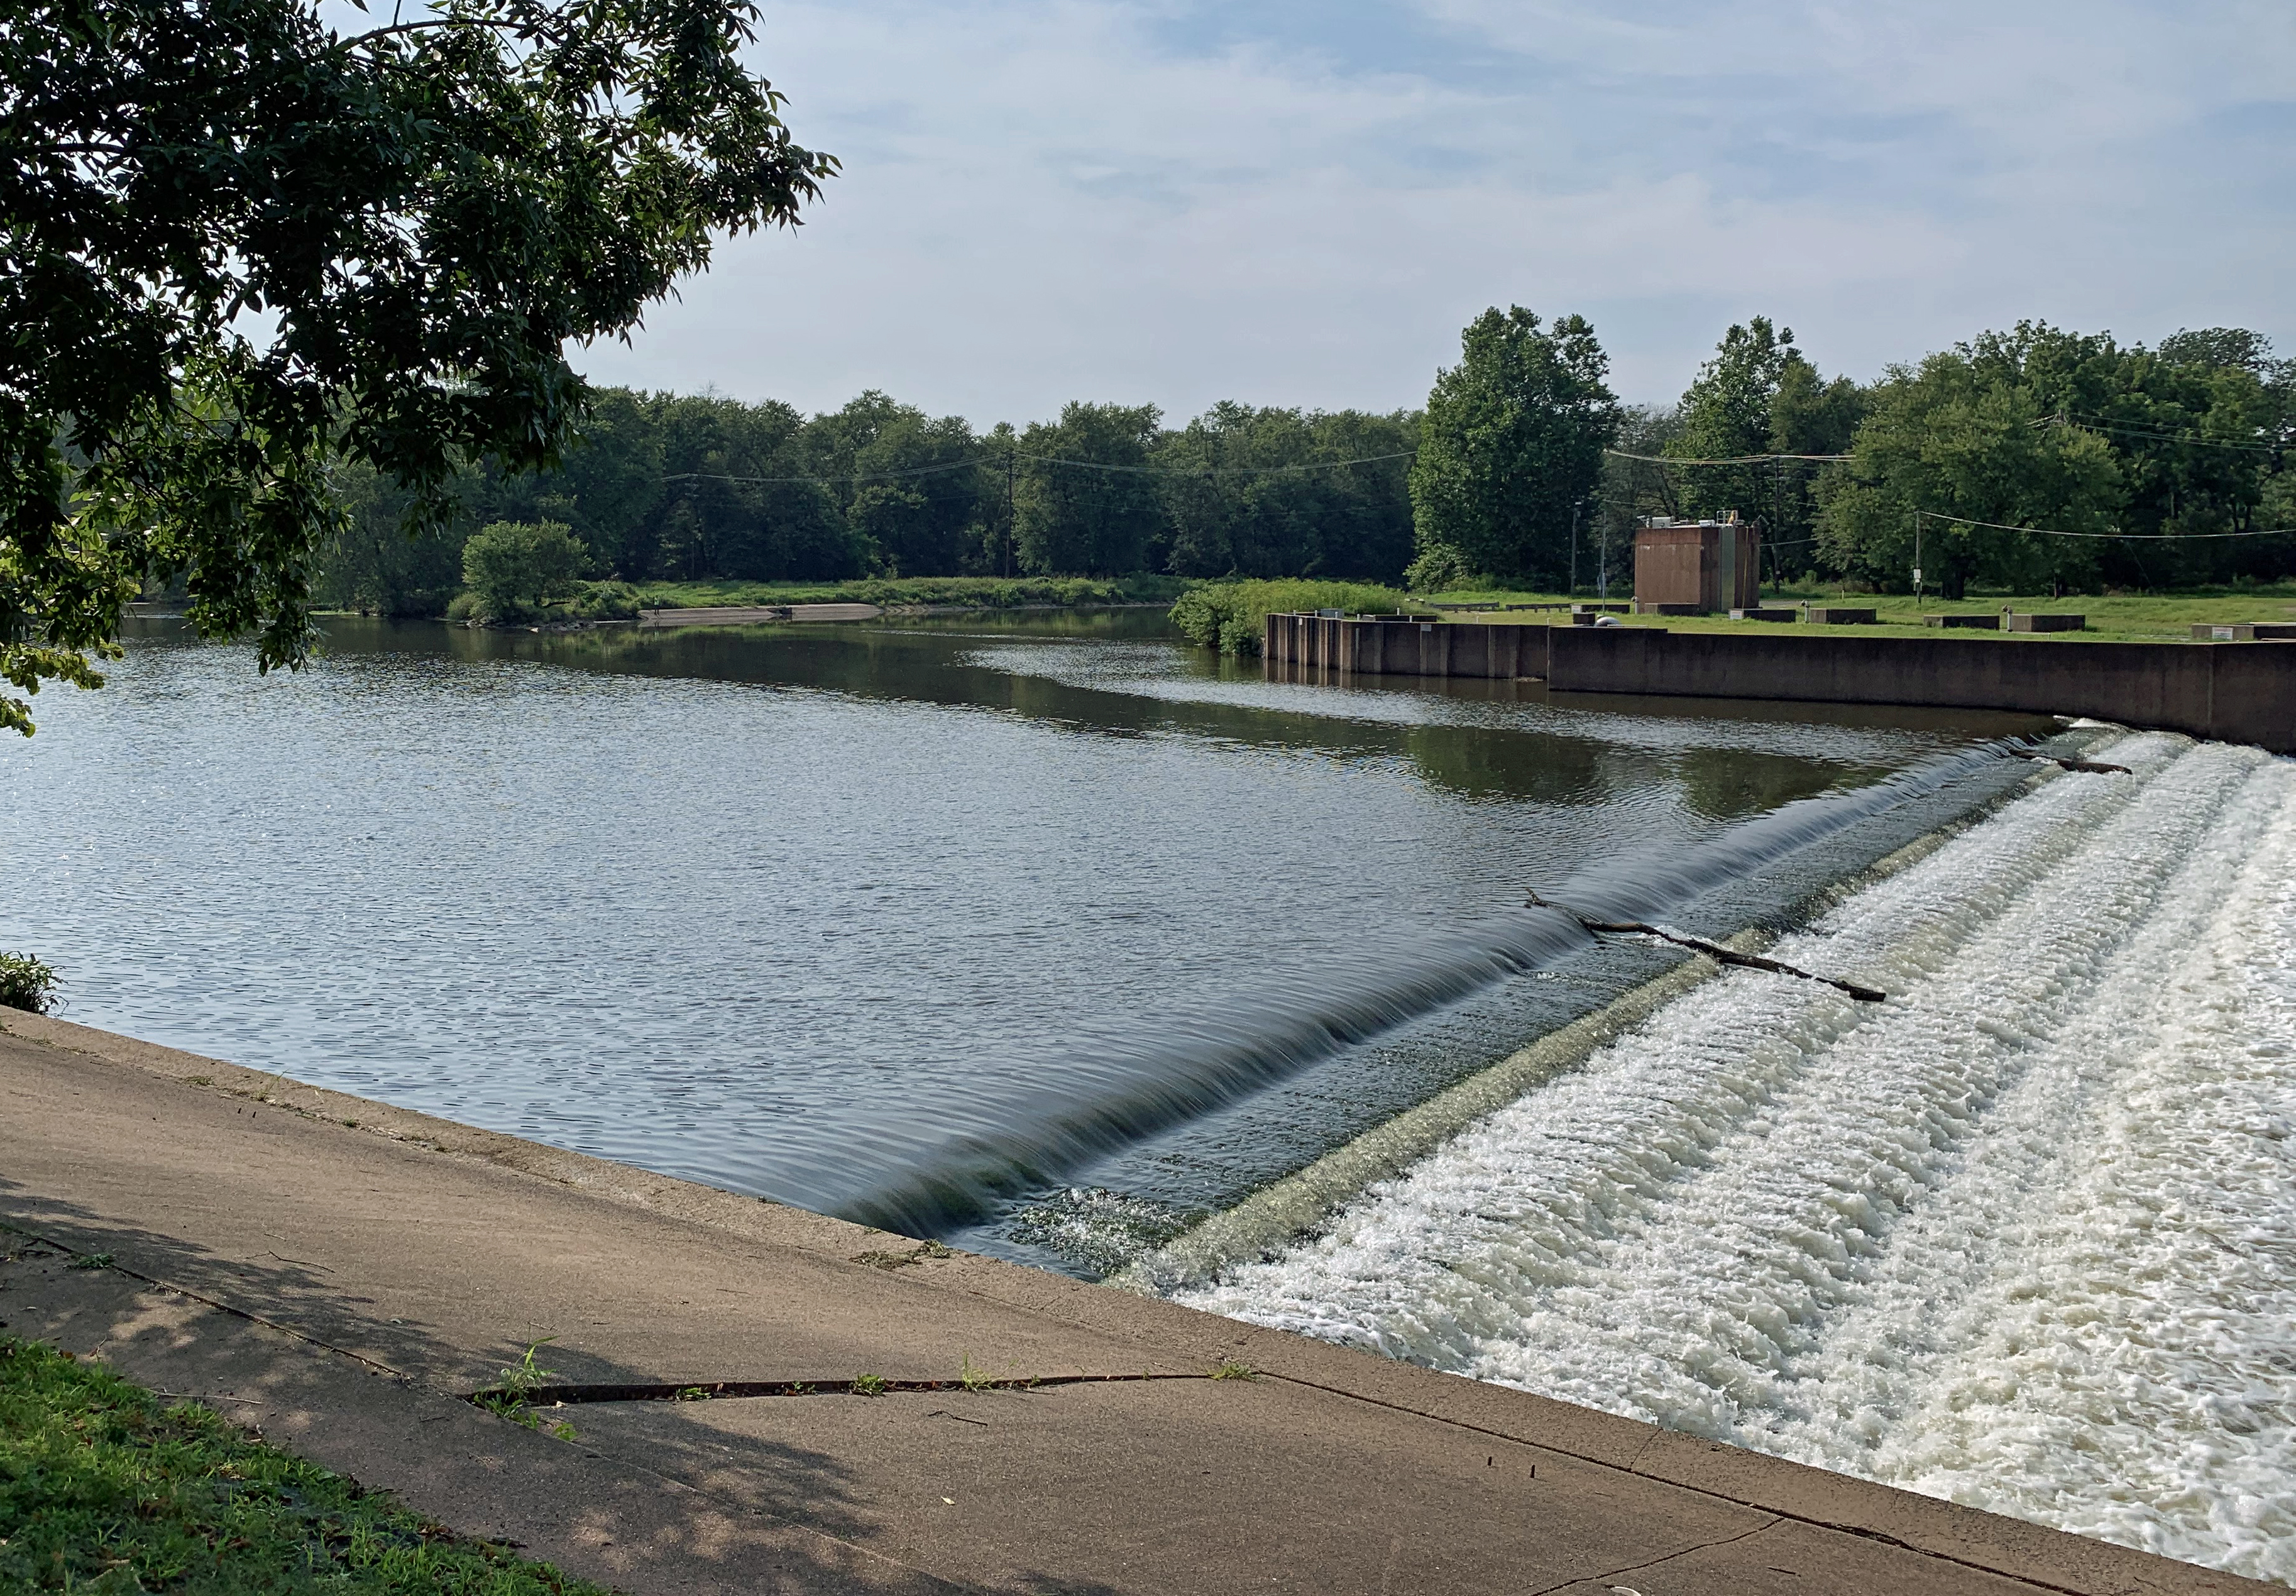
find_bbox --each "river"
[6,609,2284,1580]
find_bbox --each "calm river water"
[5,609,2045,1266]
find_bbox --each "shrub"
[0,951,59,1013]
[1404,543,1475,592]
[568,580,642,621]
[461,520,588,622]
[444,590,481,622]
[1169,579,1407,656]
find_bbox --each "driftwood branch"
[2005,749,2131,774]
[1526,892,1887,1003]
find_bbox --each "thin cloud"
[578,0,2295,420]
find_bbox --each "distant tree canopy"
[0,0,834,732]
[1814,323,2287,597]
[312,312,2293,617]
[315,392,1430,613]
[1409,308,1622,587]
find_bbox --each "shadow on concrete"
[0,1221,962,1594]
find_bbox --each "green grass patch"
[629,574,1185,612]
[1170,579,1410,654]
[1419,583,2296,644]
[0,1334,606,1593]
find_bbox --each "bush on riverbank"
[630,573,1186,611]
[0,1333,607,1593]
[460,520,587,623]
[1170,579,1409,655]
[0,951,57,1014]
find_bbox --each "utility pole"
[1004,451,1015,578]
[1569,499,1582,596]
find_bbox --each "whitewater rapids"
[1180,733,2296,1585]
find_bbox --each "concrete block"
[1804,607,1878,624]
[1635,602,1706,616]
[1730,607,1799,622]
[2005,613,2084,632]
[1926,614,2001,629]
[2191,622,2296,641]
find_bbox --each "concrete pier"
[1262,613,2296,754]
[639,602,882,627]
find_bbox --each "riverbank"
[630,573,1187,612]
[0,1008,2265,1595]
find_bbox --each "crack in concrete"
[1522,1516,1780,1596]
[1239,1371,2109,1596]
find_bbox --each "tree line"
[318,393,1419,614]
[318,315,2294,615]
[1413,312,2293,600]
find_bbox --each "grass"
[1170,578,1410,654]
[1417,581,2296,644]
[0,1333,607,1593]
[1207,1359,1258,1382]
[629,574,1185,612]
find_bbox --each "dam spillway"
[1174,730,2296,1585]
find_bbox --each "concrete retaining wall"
[1262,613,2296,753]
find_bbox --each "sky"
[572,0,2296,424]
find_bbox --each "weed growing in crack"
[852,1373,888,1397]
[475,1339,574,1438]
[956,1353,994,1393]
[1209,1359,1258,1381]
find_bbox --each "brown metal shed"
[1634,516,1760,613]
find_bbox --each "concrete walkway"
[0,1011,2266,1595]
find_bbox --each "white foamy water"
[1182,734,2296,1585]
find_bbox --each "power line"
[2060,413,2281,454]
[662,459,981,487]
[1605,449,1853,465]
[661,449,1418,488]
[1917,509,2296,541]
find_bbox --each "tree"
[1815,323,2283,596]
[2,0,834,734]
[312,461,466,617]
[803,392,980,577]
[1155,404,1416,582]
[1594,404,1684,596]
[1013,404,1165,575]
[1409,308,1619,587]
[1662,318,1865,585]
[1667,317,1801,522]
[1815,327,2123,597]
[459,520,586,621]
